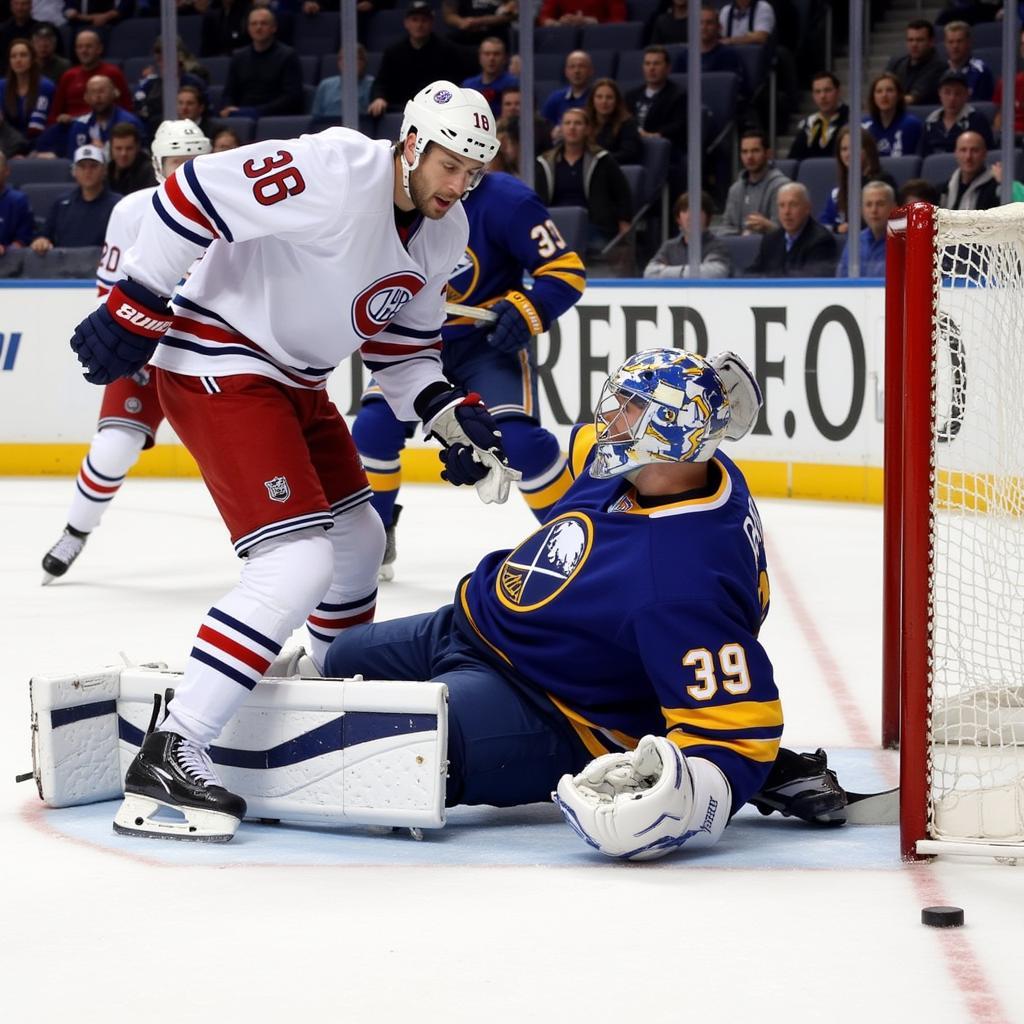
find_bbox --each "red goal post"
[885,202,1024,862]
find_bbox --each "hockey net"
[884,203,1024,861]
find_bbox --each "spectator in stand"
[887,19,946,106]
[30,22,67,84]
[491,113,518,173]
[862,71,923,157]
[943,20,994,100]
[717,129,789,236]
[462,36,517,119]
[940,129,999,209]
[719,0,773,45]
[63,0,127,38]
[836,181,897,278]
[537,0,625,26]
[820,127,895,234]
[586,77,641,166]
[992,27,1024,135]
[50,29,132,123]
[788,71,848,160]
[0,0,38,73]
[211,125,241,151]
[920,68,994,156]
[625,45,686,151]
[499,86,551,155]
[535,106,632,256]
[66,74,145,158]
[934,0,1001,25]
[312,42,373,123]
[540,49,593,132]
[747,182,838,277]
[107,121,156,195]
[990,157,1024,200]
[898,177,941,205]
[644,190,733,278]
[0,151,33,253]
[220,6,302,118]
[177,83,215,137]
[30,142,119,251]
[200,0,252,58]
[32,2,68,27]
[650,0,689,45]
[691,4,745,83]
[442,0,517,49]
[134,35,209,139]
[0,37,55,149]
[369,1,471,117]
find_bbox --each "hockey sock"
[67,426,147,535]
[353,396,411,528]
[162,529,336,746]
[495,418,571,522]
[305,502,385,671]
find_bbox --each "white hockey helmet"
[151,118,211,182]
[398,80,499,198]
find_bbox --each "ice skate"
[378,504,402,582]
[113,727,246,843]
[41,526,88,585]
[749,748,848,825]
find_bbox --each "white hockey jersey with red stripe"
[95,186,153,299]
[123,128,467,419]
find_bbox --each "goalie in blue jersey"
[326,347,842,860]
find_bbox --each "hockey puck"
[922,906,965,928]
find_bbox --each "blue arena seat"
[206,116,255,145]
[795,157,838,215]
[547,206,588,256]
[255,116,313,142]
[534,25,579,53]
[722,234,762,277]
[203,56,231,87]
[376,111,404,142]
[293,12,340,56]
[627,0,661,22]
[366,9,405,53]
[620,164,645,215]
[639,135,671,206]
[8,158,72,187]
[300,54,319,85]
[879,155,923,191]
[581,21,644,52]
[21,183,74,233]
[20,246,102,279]
[972,22,1004,48]
[921,152,958,186]
[773,158,798,180]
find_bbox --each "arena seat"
[21,183,72,233]
[722,234,763,276]
[547,205,587,256]
[8,159,72,187]
[795,157,837,215]
[255,116,313,143]
[293,12,340,55]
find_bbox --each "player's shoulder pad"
[568,422,598,480]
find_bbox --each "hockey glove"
[709,351,763,441]
[416,384,521,504]
[70,279,173,385]
[553,735,731,861]
[486,295,540,354]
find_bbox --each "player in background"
[67,82,518,843]
[40,120,212,585]
[354,168,586,580]
[325,348,791,859]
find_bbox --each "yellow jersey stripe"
[535,270,586,293]
[457,579,513,666]
[521,465,573,510]
[546,693,639,754]
[570,424,597,480]
[535,252,586,277]
[662,699,784,732]
[669,731,781,763]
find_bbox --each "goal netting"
[885,203,1024,859]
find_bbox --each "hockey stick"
[843,787,900,826]
[444,301,498,324]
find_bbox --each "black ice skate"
[749,747,848,825]
[41,525,89,585]
[113,694,246,842]
[378,503,402,582]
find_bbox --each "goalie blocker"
[27,665,448,836]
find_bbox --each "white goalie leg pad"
[29,666,449,830]
[553,735,732,860]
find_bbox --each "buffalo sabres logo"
[351,272,426,339]
[496,513,594,612]
[447,246,480,304]
[264,475,290,503]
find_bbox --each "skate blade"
[113,793,241,843]
[378,563,395,582]
[41,572,57,586]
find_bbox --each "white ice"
[4,478,1024,1023]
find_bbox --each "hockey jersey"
[96,186,152,299]
[454,426,780,813]
[124,129,467,420]
[445,171,585,341]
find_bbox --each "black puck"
[922,906,965,928]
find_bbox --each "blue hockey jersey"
[453,426,781,813]
[445,171,586,341]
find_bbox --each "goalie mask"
[151,118,211,182]
[398,81,499,199]
[591,349,731,479]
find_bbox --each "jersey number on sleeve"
[530,219,568,259]
[243,150,307,207]
[683,644,751,701]
[99,243,120,274]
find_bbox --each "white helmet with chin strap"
[398,80,499,199]
[151,118,211,182]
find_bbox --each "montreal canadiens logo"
[495,512,594,612]
[434,89,452,103]
[351,272,426,339]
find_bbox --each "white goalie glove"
[709,351,763,441]
[553,735,732,861]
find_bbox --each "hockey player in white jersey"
[67,82,517,843]
[41,119,211,584]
